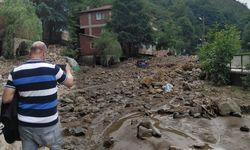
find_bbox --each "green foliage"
[66,0,249,55]
[33,0,68,43]
[0,0,42,59]
[241,64,250,90]
[110,0,153,57]
[199,26,241,85]
[242,22,250,50]
[62,48,79,59]
[94,31,122,66]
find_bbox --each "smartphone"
[56,64,66,71]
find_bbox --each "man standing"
[2,41,74,150]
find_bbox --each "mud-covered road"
[1,47,250,150]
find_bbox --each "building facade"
[79,5,112,59]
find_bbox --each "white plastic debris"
[162,83,174,93]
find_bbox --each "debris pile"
[0,46,249,150]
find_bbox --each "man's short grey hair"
[30,41,47,52]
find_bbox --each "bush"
[199,25,241,85]
[62,48,78,59]
[94,31,123,66]
[0,0,42,58]
[241,64,250,90]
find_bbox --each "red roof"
[80,5,112,13]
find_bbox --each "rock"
[240,126,249,132]
[218,99,241,116]
[64,127,86,136]
[121,81,127,87]
[76,96,86,103]
[152,82,163,87]
[173,112,188,119]
[157,109,174,115]
[59,104,74,112]
[141,76,154,87]
[155,88,163,93]
[193,142,208,149]
[189,107,202,117]
[90,106,99,113]
[183,82,191,91]
[153,94,164,98]
[169,146,182,150]
[125,103,131,108]
[230,112,242,118]
[103,137,114,148]
[149,88,156,94]
[157,109,167,115]
[81,66,90,73]
[137,121,162,140]
[61,98,74,103]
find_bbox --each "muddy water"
[101,113,250,150]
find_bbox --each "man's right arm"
[56,63,74,88]
[63,64,74,88]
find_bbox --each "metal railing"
[230,53,250,74]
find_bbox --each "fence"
[230,53,250,74]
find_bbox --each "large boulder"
[218,99,241,116]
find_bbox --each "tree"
[199,26,241,85]
[242,22,250,50]
[32,0,68,44]
[94,31,122,66]
[0,0,42,58]
[110,0,153,57]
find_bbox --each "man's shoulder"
[13,61,56,72]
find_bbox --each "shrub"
[94,31,123,66]
[62,48,79,59]
[199,26,241,85]
[241,64,250,90]
[0,0,42,58]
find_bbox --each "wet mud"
[98,113,250,150]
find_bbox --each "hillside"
[71,0,250,53]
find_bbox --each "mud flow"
[97,113,250,150]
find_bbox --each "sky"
[237,0,250,8]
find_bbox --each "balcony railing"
[230,53,250,74]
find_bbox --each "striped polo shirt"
[5,59,67,127]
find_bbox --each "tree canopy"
[32,0,68,43]
[0,0,42,58]
[242,22,250,50]
[110,0,153,57]
[69,0,250,54]
[199,26,241,84]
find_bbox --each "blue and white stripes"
[5,60,66,127]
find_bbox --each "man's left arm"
[2,88,16,104]
[2,72,16,104]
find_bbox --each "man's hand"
[2,87,16,104]
[63,63,74,88]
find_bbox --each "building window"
[96,12,105,20]
[90,42,95,49]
